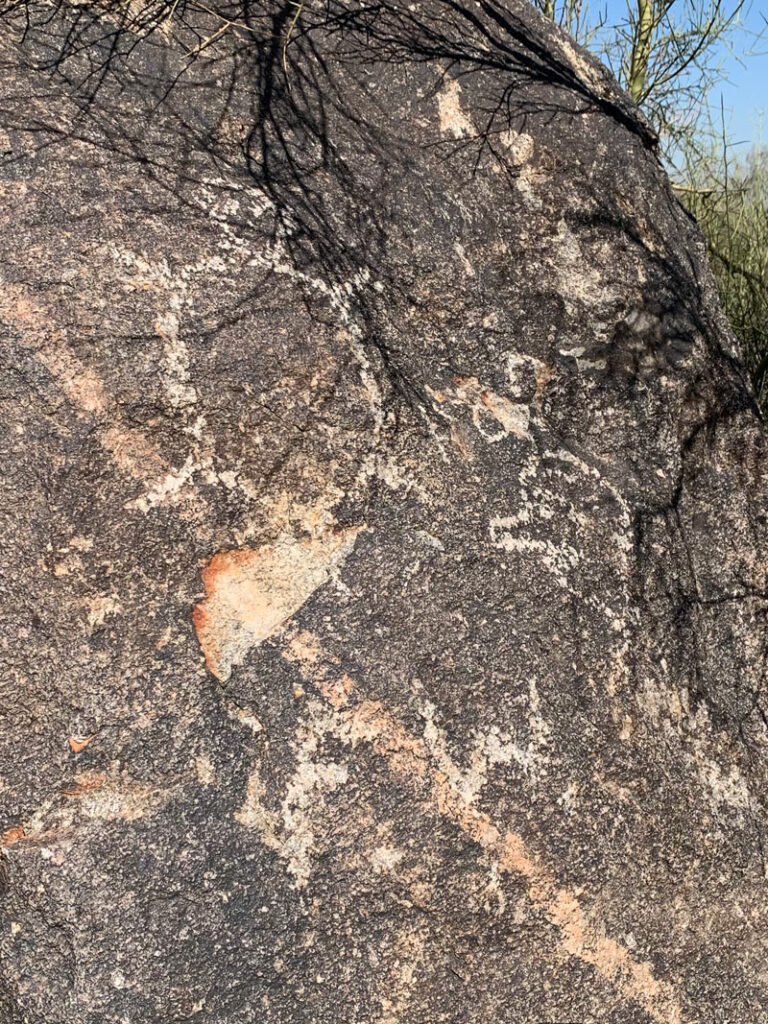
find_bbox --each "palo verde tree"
[531,0,756,165]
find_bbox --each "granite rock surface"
[1,2,768,1022]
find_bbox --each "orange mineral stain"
[69,734,96,754]
[193,528,361,682]
[1,826,25,846]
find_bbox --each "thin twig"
[282,0,307,77]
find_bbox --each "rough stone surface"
[1,2,768,1022]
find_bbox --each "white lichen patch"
[193,527,362,682]
[557,781,580,814]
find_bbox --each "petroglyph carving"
[193,529,362,682]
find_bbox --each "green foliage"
[681,140,768,409]
[532,0,754,165]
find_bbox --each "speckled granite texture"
[1,2,767,1021]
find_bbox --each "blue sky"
[595,0,768,150]
[713,1,768,146]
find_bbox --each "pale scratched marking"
[193,528,362,682]
[239,481,348,548]
[81,594,122,628]
[234,762,282,856]
[453,241,475,277]
[555,35,607,94]
[0,198,681,1020]
[112,248,199,411]
[506,350,548,403]
[125,452,200,513]
[374,922,428,1024]
[499,129,535,164]
[283,630,685,1024]
[479,389,530,439]
[369,843,404,874]
[192,191,387,432]
[194,754,216,786]
[100,425,168,483]
[1,282,170,485]
[18,772,174,849]
[4,266,230,511]
[236,724,348,886]
[436,77,474,138]
[154,307,197,409]
[490,517,580,589]
[550,219,618,317]
[437,376,531,442]
[69,775,167,823]
[498,130,543,208]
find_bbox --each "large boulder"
[1,2,767,1021]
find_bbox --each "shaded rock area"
[1,2,768,1021]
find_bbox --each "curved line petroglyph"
[280,631,685,1024]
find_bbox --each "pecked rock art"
[1,2,768,1023]
[193,528,363,682]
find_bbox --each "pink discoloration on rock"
[193,529,361,682]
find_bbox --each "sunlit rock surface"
[1,2,767,1021]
